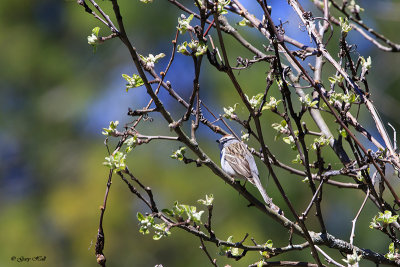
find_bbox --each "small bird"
[217,134,281,213]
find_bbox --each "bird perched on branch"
[217,134,282,214]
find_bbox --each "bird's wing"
[224,142,253,180]
[244,149,259,176]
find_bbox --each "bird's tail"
[252,176,283,215]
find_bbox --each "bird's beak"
[216,139,220,143]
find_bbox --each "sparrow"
[217,134,282,213]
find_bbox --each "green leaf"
[162,208,174,217]
[339,17,352,35]
[153,223,171,240]
[328,92,358,105]
[282,136,294,145]
[184,204,200,222]
[271,120,288,141]
[87,27,101,52]
[292,154,303,164]
[139,53,165,69]
[356,171,363,181]
[328,76,336,84]
[302,177,309,183]
[194,42,208,57]
[177,41,190,55]
[360,56,372,70]
[194,1,205,8]
[219,236,234,255]
[103,151,127,173]
[389,242,395,253]
[171,147,186,161]
[177,14,194,34]
[122,74,144,91]
[137,212,171,240]
[153,234,162,240]
[197,194,214,206]
[241,131,250,142]
[349,93,356,103]
[246,93,264,109]
[231,247,240,256]
[262,97,282,110]
[137,212,145,221]
[311,135,331,150]
[139,227,150,235]
[299,94,318,108]
[171,201,201,222]
[92,27,100,36]
[102,120,119,136]
[328,75,344,85]
[191,210,204,223]
[217,0,231,14]
[264,240,273,249]
[385,242,399,261]
[124,135,138,153]
[260,240,274,259]
[223,103,238,120]
[271,123,281,131]
[137,214,154,235]
[282,135,297,150]
[172,201,184,217]
[276,77,283,87]
[339,129,347,138]
[370,210,399,229]
[184,40,208,57]
[342,249,362,266]
[347,0,364,13]
[237,18,252,27]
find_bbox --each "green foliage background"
[1,0,400,266]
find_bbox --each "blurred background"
[1,0,400,266]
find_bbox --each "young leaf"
[223,103,238,120]
[197,194,214,206]
[262,96,282,110]
[237,18,252,27]
[171,147,186,161]
[139,53,166,69]
[103,151,126,173]
[339,17,352,35]
[246,93,264,109]
[177,14,194,34]
[122,74,144,91]
[102,120,119,136]
[87,27,101,52]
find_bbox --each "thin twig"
[315,245,345,267]
[349,189,370,245]
[199,237,218,267]
[94,169,113,267]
